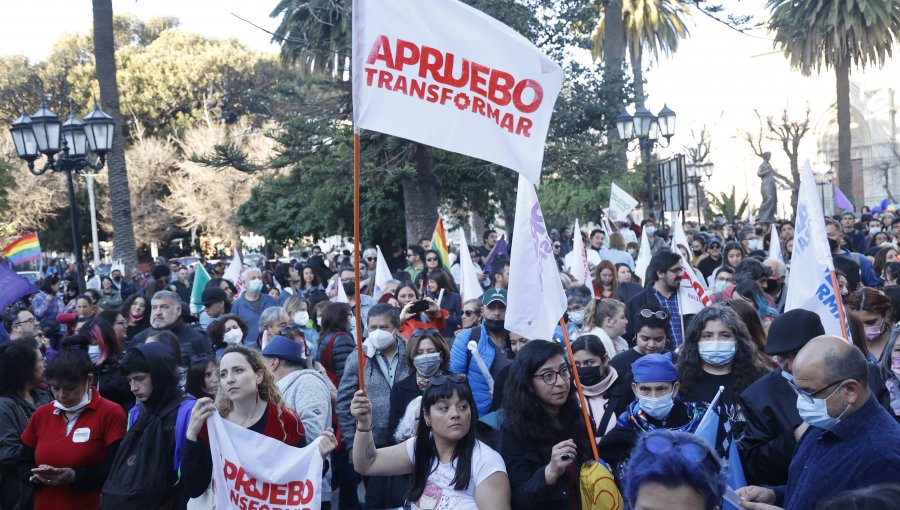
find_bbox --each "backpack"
[101,396,195,509]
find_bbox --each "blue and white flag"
[694,386,747,491]
[785,161,848,338]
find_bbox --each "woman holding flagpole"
[350,374,511,510]
[181,345,338,499]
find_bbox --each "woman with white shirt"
[350,374,510,510]
[574,299,629,357]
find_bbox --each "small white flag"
[223,250,244,295]
[333,274,349,304]
[373,245,393,299]
[608,183,639,222]
[506,175,567,340]
[458,229,484,303]
[785,161,848,338]
[569,218,591,285]
[670,217,711,314]
[768,224,783,262]
[635,229,652,284]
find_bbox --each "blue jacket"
[450,324,497,415]
[229,293,277,348]
[835,249,878,288]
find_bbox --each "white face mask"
[54,387,92,413]
[368,329,395,351]
[293,311,309,326]
[223,328,243,345]
[88,345,101,363]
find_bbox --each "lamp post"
[615,104,676,219]
[9,100,115,294]
[686,161,714,224]
[814,168,835,214]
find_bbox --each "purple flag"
[833,184,854,211]
[483,235,509,276]
[0,263,39,314]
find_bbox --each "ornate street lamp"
[687,161,714,223]
[8,99,115,294]
[615,104,677,219]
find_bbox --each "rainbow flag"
[2,233,41,266]
[431,218,451,271]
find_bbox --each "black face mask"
[764,278,778,294]
[342,281,356,297]
[827,237,839,252]
[484,318,505,333]
[577,365,603,386]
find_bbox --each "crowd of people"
[1,209,900,510]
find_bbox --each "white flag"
[635,229,652,284]
[333,274,349,304]
[507,175,567,339]
[768,224,783,262]
[569,218,591,285]
[208,413,324,510]
[223,250,243,294]
[785,161,848,337]
[373,245,393,299]
[608,183,639,222]
[458,229,484,303]
[352,0,564,183]
[670,218,711,314]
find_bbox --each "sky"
[1,0,895,215]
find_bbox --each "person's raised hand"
[186,397,216,441]
[423,297,440,314]
[349,390,372,428]
[544,439,577,485]
[399,302,414,322]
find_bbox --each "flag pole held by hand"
[559,318,600,461]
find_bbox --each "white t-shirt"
[404,438,506,510]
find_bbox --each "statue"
[757,152,777,222]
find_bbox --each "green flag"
[190,263,211,314]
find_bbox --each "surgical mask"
[796,384,848,429]
[316,317,323,327]
[88,345,101,363]
[715,280,730,293]
[864,323,884,341]
[627,248,636,256]
[747,239,760,250]
[576,365,603,386]
[568,309,586,327]
[870,226,882,234]
[484,318,505,334]
[367,329,395,351]
[638,393,675,420]
[247,279,264,294]
[54,388,91,413]
[891,355,900,378]
[413,352,442,377]
[223,328,243,345]
[698,340,736,366]
[645,227,657,236]
[293,311,309,326]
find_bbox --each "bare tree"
[741,108,810,219]
[0,139,68,245]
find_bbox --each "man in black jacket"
[128,290,211,363]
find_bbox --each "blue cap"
[261,335,306,365]
[632,353,677,383]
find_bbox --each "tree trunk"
[402,144,439,246]
[835,57,853,204]
[603,0,628,180]
[92,0,138,272]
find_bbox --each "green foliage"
[707,186,748,224]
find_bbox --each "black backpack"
[101,397,186,509]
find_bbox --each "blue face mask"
[796,384,849,429]
[698,340,736,366]
[247,279,264,294]
[638,393,675,420]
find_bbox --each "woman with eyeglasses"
[677,305,768,456]
[499,341,595,509]
[424,249,443,273]
[0,340,52,510]
[609,304,673,379]
[350,374,511,510]
[456,299,483,337]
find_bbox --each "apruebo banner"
[208,413,324,510]
[352,0,564,183]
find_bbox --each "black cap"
[201,287,228,306]
[764,309,825,355]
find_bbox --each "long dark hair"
[0,340,41,396]
[120,293,149,326]
[677,305,768,396]
[408,378,478,502]
[720,242,743,270]
[500,341,592,465]
[186,355,216,399]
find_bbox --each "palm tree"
[270,0,351,78]
[591,0,691,108]
[767,0,900,205]
[92,0,138,272]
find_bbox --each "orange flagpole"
[354,129,366,392]
[829,270,850,341]
[559,318,600,462]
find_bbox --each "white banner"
[208,413,324,510]
[374,245,393,298]
[785,161,848,337]
[608,183,639,221]
[223,251,243,294]
[768,224,783,262]
[457,229,485,302]
[352,0,564,183]
[635,229,652,284]
[507,175,567,339]
[670,218,711,314]
[569,218,591,285]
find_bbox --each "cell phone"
[410,300,430,314]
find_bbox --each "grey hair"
[150,290,181,306]
[259,306,285,329]
[763,258,786,278]
[242,267,262,281]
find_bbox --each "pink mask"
[892,355,900,376]
[864,324,884,341]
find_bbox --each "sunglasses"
[426,257,439,262]
[462,310,479,317]
[640,309,669,320]
[643,434,720,470]
[365,257,376,261]
[553,244,561,249]
[427,373,467,387]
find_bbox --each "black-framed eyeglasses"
[533,365,571,385]
[665,266,684,274]
[643,434,720,469]
[785,374,846,405]
[639,309,668,320]
[365,257,376,261]
[426,257,439,262]
[13,317,36,327]
[462,310,479,317]
[427,373,467,387]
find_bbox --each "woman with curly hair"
[499,341,597,509]
[181,345,338,499]
[676,305,769,453]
